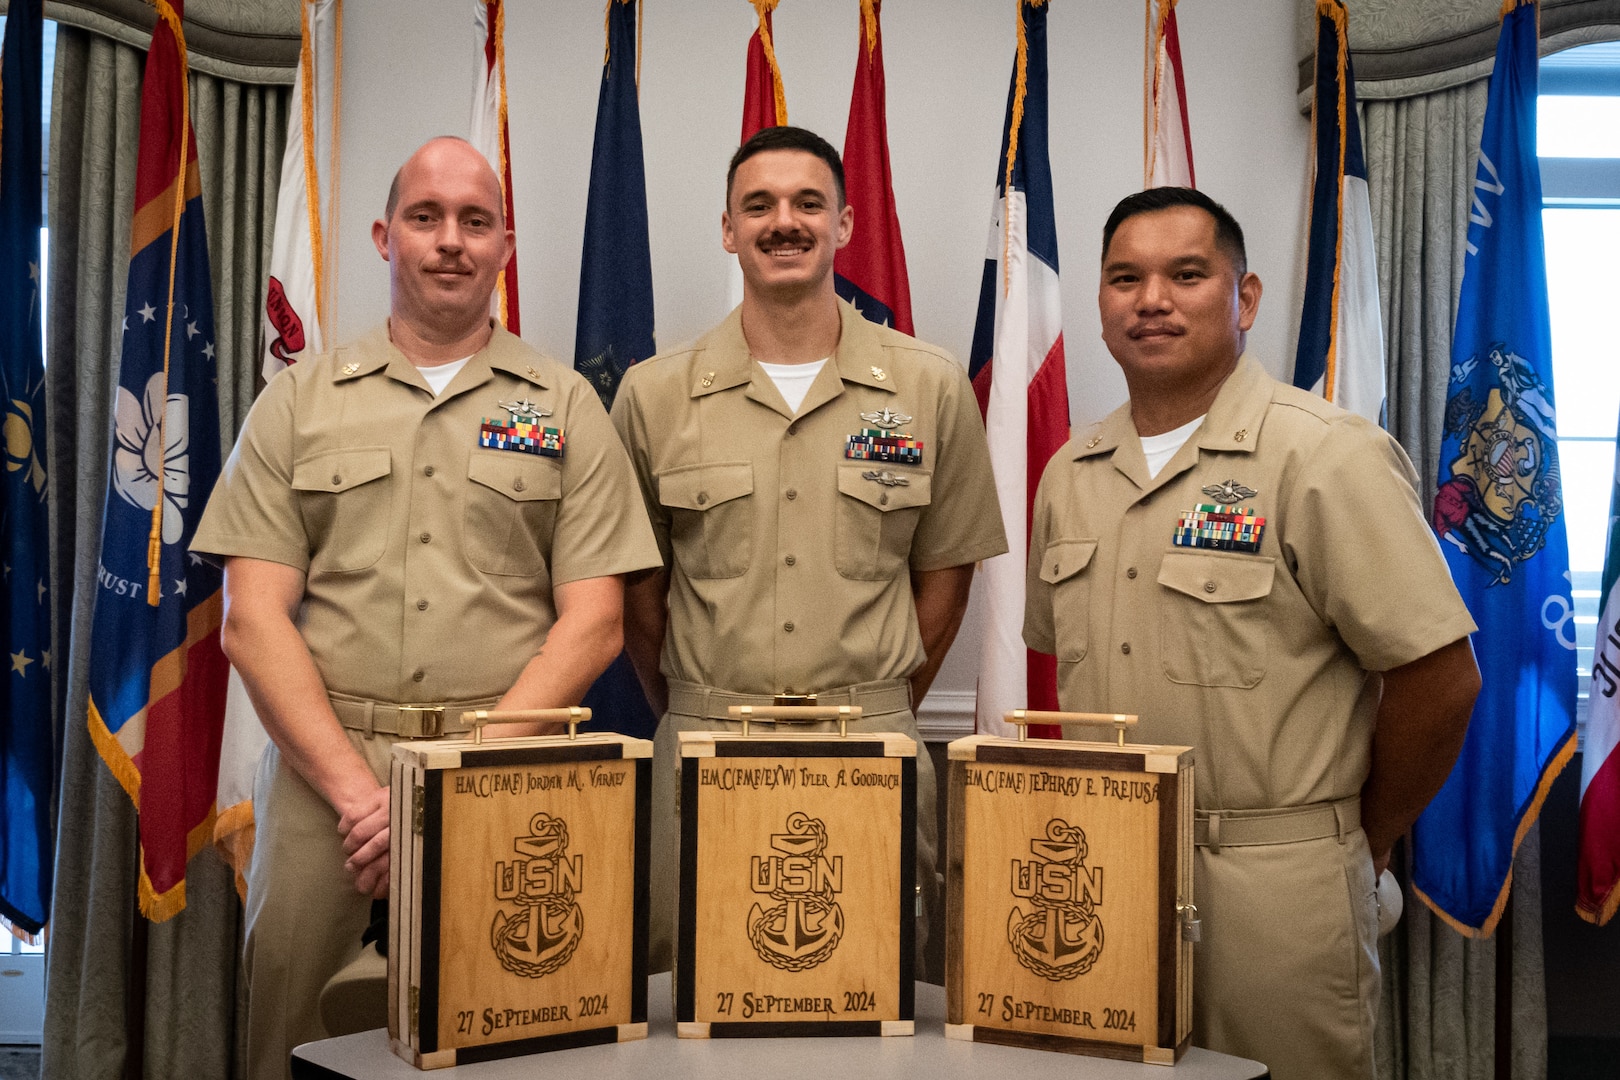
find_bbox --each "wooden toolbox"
[676,707,916,1038]
[945,713,1195,1065]
[388,710,651,1068]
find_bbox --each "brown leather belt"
[328,692,501,739]
[1195,796,1360,852]
[666,679,912,722]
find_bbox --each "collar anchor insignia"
[1201,479,1257,504]
[859,406,912,430]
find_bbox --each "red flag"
[833,0,913,335]
[741,0,787,141]
[1145,0,1195,188]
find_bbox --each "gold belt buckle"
[398,705,445,738]
[772,692,818,707]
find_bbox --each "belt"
[329,692,502,739]
[1195,796,1360,852]
[666,679,912,722]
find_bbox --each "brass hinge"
[412,785,425,835]
[410,985,419,1038]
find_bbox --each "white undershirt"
[1140,414,1206,479]
[419,356,471,396]
[758,359,828,414]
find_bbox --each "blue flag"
[85,3,230,921]
[575,0,658,741]
[0,0,52,940]
[1415,0,1577,936]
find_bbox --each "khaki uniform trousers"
[1193,800,1380,1080]
[647,680,937,978]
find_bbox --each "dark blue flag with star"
[0,0,53,941]
[85,0,229,921]
[575,0,658,740]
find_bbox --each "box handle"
[1003,710,1139,747]
[726,704,863,738]
[461,707,592,744]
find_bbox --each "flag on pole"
[262,0,339,381]
[472,0,519,333]
[85,0,230,922]
[969,0,1069,740]
[0,0,53,942]
[741,0,788,142]
[1144,0,1194,188]
[833,0,913,336]
[1578,416,1620,925]
[575,0,659,741]
[1293,0,1385,424]
[1415,0,1576,937]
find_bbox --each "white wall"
[334,0,1312,720]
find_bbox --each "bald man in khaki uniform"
[1024,188,1479,1080]
[613,127,1006,973]
[193,138,659,1080]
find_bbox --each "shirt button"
[785,489,798,501]
[1126,567,1138,579]
[785,555,796,566]
[1204,581,1217,593]
[784,621,795,633]
[697,492,709,505]
[1121,642,1132,655]
[417,598,429,611]
[787,423,798,437]
[411,669,425,682]
[513,477,526,492]
[880,493,889,506]
[419,532,431,544]
[423,465,435,477]
[331,474,342,486]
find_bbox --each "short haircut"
[725,125,846,207]
[1100,187,1247,276]
[383,135,490,222]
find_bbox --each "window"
[1540,41,1620,725]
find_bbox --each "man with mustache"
[1024,187,1480,1079]
[194,136,659,1078]
[611,126,1007,972]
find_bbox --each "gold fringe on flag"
[1003,0,1051,296]
[1313,0,1349,402]
[1143,0,1178,188]
[860,0,878,62]
[750,0,789,126]
[602,0,643,92]
[493,0,512,328]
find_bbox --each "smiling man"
[1023,187,1480,1079]
[193,136,658,1079]
[611,126,1007,973]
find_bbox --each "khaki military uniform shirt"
[193,323,661,703]
[1025,353,1475,812]
[613,301,1008,694]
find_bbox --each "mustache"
[759,230,813,248]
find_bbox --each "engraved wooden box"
[388,716,651,1068]
[945,717,1194,1065]
[675,715,916,1038]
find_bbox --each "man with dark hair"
[194,136,659,1079]
[1024,187,1480,1079]
[613,125,1006,972]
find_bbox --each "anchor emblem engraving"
[746,812,845,971]
[1007,818,1105,981]
[490,810,585,978]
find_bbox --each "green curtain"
[1363,81,1550,1080]
[42,24,286,1078]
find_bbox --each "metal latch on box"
[1177,900,1201,943]
[411,785,424,836]
[728,704,863,737]
[1004,710,1139,746]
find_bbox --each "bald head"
[383,136,505,225]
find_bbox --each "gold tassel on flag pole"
[1144,0,1178,188]
[493,0,512,327]
[1003,0,1051,297]
[749,0,788,126]
[860,0,878,62]
[147,0,192,607]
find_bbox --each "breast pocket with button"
[292,447,392,572]
[834,465,932,581]
[1156,550,1276,687]
[1040,539,1097,663]
[657,462,754,579]
[464,450,563,576]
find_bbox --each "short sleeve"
[1285,418,1477,672]
[908,362,1010,572]
[549,378,662,586]
[609,367,673,569]
[1022,463,1060,655]
[191,371,310,570]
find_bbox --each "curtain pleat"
[42,24,286,1080]
[1363,82,1549,1080]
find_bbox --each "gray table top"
[292,973,1268,1079]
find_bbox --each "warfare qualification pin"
[499,396,552,423]
[859,406,913,430]
[1201,479,1257,504]
[862,469,909,487]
